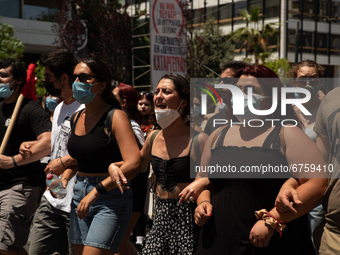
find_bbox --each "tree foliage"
[187,18,234,78]
[263,58,291,78]
[0,17,24,60]
[54,0,132,83]
[230,6,278,64]
[34,60,47,98]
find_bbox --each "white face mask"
[155,100,183,129]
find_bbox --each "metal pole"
[295,20,300,63]
[131,14,135,87]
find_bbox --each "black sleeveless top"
[151,132,198,192]
[198,125,316,255]
[67,108,122,174]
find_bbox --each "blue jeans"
[69,175,132,252]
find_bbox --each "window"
[264,0,280,19]
[23,0,61,21]
[219,3,232,24]
[331,34,340,55]
[302,31,314,53]
[0,0,20,18]
[302,0,316,21]
[331,0,340,23]
[206,6,218,21]
[192,8,205,25]
[316,33,328,55]
[287,29,298,53]
[288,0,301,19]
[233,1,247,24]
[319,0,329,17]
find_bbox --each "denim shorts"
[69,175,132,252]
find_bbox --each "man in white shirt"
[27,49,84,255]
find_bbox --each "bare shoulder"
[282,125,306,139]
[197,132,208,145]
[112,109,127,119]
[282,124,316,148]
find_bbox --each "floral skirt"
[139,197,200,255]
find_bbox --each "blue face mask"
[45,96,59,111]
[0,83,14,98]
[72,81,98,104]
[232,92,267,122]
[191,106,201,118]
[217,101,227,112]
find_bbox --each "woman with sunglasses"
[109,73,208,254]
[61,57,140,255]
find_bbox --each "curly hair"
[288,59,325,78]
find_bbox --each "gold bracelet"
[199,200,212,205]
[255,209,287,236]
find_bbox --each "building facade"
[190,0,340,78]
[0,0,60,63]
[1,0,340,78]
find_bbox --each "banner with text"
[150,0,187,90]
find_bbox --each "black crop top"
[151,131,197,192]
[67,108,122,173]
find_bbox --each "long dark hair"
[81,57,121,109]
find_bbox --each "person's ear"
[181,100,188,109]
[121,98,127,107]
[61,73,67,82]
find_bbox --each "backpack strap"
[104,108,117,141]
[150,130,161,150]
[192,133,202,163]
[70,109,85,130]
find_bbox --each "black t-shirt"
[0,98,52,190]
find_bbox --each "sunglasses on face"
[296,78,320,87]
[140,91,153,96]
[72,73,97,83]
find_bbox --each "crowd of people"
[0,50,338,255]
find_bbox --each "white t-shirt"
[44,100,84,213]
[131,119,145,147]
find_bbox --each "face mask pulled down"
[155,100,183,129]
